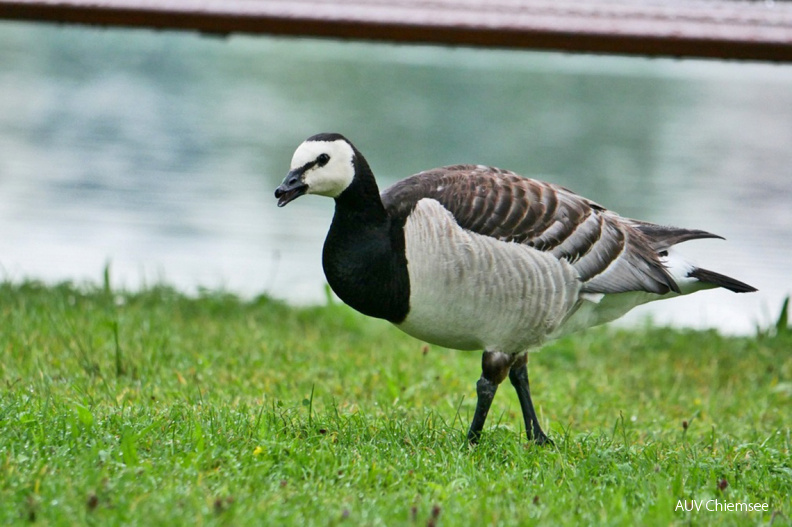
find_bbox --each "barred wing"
[382,165,720,295]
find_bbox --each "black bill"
[275,171,308,207]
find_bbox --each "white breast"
[396,199,582,353]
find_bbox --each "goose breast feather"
[381,165,720,296]
[395,197,582,352]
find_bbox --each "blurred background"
[0,21,790,334]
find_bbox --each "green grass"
[1,281,790,526]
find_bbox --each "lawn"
[1,280,789,526]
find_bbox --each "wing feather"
[382,165,695,295]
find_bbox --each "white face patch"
[290,139,356,198]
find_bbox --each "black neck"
[334,146,387,221]
[321,152,410,323]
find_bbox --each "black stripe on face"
[294,153,330,177]
[294,159,317,177]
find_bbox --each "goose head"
[275,133,357,207]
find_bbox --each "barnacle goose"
[275,132,757,445]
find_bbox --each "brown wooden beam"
[1,0,791,62]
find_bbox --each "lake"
[1,21,790,334]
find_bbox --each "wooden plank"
[1,0,791,62]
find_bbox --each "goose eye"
[317,153,330,166]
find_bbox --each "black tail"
[687,267,757,293]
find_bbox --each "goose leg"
[467,376,498,444]
[467,350,512,444]
[508,354,553,446]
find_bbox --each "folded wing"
[381,165,723,295]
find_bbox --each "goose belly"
[396,199,582,353]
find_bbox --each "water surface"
[1,22,790,334]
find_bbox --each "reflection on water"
[0,22,790,334]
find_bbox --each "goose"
[274,132,757,445]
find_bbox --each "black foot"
[467,428,482,445]
[529,430,554,447]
